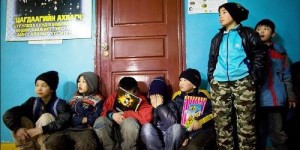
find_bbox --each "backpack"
[33,97,60,119]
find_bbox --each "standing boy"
[93,77,153,150]
[2,71,70,150]
[173,68,216,150]
[208,2,267,150]
[255,19,297,150]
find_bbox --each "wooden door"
[95,0,185,97]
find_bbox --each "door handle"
[101,43,109,57]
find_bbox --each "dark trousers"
[179,130,216,150]
[258,107,288,150]
[45,128,98,150]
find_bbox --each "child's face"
[77,76,89,94]
[35,80,52,99]
[219,7,236,30]
[179,78,196,93]
[255,25,275,43]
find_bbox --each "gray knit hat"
[77,72,99,95]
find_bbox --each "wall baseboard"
[1,143,17,150]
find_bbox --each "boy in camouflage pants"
[208,2,266,150]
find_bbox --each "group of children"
[3,2,299,150]
[3,69,216,150]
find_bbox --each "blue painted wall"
[185,0,300,88]
[1,0,299,142]
[0,0,96,142]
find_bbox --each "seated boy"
[2,71,70,150]
[173,68,216,150]
[45,72,104,150]
[93,77,153,150]
[141,77,186,150]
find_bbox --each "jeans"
[94,116,140,150]
[141,123,186,150]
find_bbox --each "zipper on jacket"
[226,31,230,81]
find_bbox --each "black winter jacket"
[152,100,179,133]
[3,96,70,134]
[173,89,214,138]
[208,25,267,85]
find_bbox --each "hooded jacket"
[69,72,104,128]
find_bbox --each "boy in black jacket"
[173,68,216,150]
[208,2,267,150]
[3,71,70,150]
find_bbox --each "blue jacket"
[208,25,267,86]
[260,42,296,107]
[213,25,249,81]
[69,94,103,128]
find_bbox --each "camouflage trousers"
[210,76,256,150]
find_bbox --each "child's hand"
[112,112,124,124]
[182,138,189,146]
[15,128,30,140]
[289,100,297,108]
[82,117,87,123]
[189,121,202,131]
[26,127,43,137]
[150,94,163,108]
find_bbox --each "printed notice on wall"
[6,0,92,41]
[188,0,227,14]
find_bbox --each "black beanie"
[148,77,167,97]
[35,71,59,91]
[179,68,201,88]
[219,2,249,23]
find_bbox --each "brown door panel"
[96,0,184,97]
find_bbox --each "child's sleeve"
[3,97,35,133]
[122,95,153,125]
[101,93,116,117]
[282,54,297,101]
[42,100,71,133]
[86,100,104,126]
[156,101,178,128]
